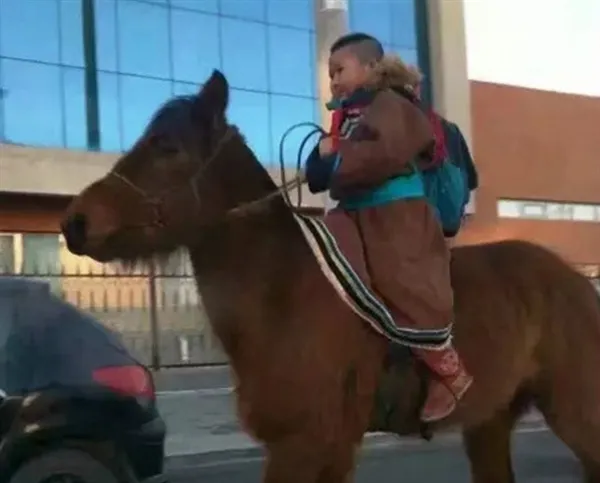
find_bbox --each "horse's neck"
[187,194,305,360]
[191,142,296,282]
[215,140,279,208]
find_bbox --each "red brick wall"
[0,193,322,234]
[457,81,600,265]
[0,193,71,233]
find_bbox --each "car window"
[22,293,139,391]
[0,280,53,393]
[0,294,15,350]
[0,295,15,394]
[0,288,37,394]
[0,279,141,393]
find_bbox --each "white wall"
[464,0,600,97]
[0,142,324,207]
[427,0,475,213]
[1,143,116,195]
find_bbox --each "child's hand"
[319,137,335,156]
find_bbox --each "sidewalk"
[153,365,231,393]
[157,389,547,460]
[158,389,252,457]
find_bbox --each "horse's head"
[62,70,248,263]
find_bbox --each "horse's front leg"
[316,442,359,483]
[263,434,322,483]
[263,433,357,483]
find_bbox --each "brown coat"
[325,58,453,331]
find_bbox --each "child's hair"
[366,54,423,93]
[405,63,424,88]
[330,32,384,65]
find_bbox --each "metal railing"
[0,258,228,369]
[6,232,594,371]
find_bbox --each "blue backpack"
[419,120,474,237]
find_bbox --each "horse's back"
[451,239,598,317]
[451,239,584,287]
[452,239,600,322]
[447,239,600,426]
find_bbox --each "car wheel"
[9,448,120,483]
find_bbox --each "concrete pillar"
[314,0,349,126]
[426,0,475,213]
[314,0,349,210]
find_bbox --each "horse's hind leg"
[538,408,600,483]
[579,456,600,483]
[533,374,600,482]
[462,405,522,483]
[541,417,600,482]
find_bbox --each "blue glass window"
[349,0,392,47]
[221,19,268,92]
[170,0,218,13]
[59,0,84,68]
[94,0,118,72]
[310,32,319,101]
[170,9,220,84]
[314,98,324,126]
[1,59,63,147]
[173,82,201,97]
[62,67,87,150]
[270,94,318,168]
[116,0,170,78]
[391,0,417,49]
[98,72,122,152]
[0,92,5,141]
[268,26,313,98]
[119,75,172,149]
[227,90,270,164]
[392,48,418,67]
[0,0,60,63]
[267,0,313,30]
[220,0,266,22]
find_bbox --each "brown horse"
[62,70,600,482]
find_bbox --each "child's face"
[328,47,374,100]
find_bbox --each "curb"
[157,387,234,397]
[165,433,391,470]
[165,446,265,470]
[165,419,549,470]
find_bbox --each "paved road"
[167,429,580,483]
[153,366,546,458]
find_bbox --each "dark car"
[0,278,166,483]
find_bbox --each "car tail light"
[92,365,155,399]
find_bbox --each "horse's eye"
[152,135,179,157]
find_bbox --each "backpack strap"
[443,121,478,191]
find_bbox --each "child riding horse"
[305,33,472,423]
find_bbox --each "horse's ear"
[197,70,229,118]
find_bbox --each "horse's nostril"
[63,213,88,254]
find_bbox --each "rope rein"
[110,121,327,222]
[227,122,326,217]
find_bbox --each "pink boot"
[414,345,473,422]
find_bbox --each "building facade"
[0,0,423,162]
[0,0,471,365]
[1,0,470,266]
[457,1,600,270]
[457,82,600,268]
